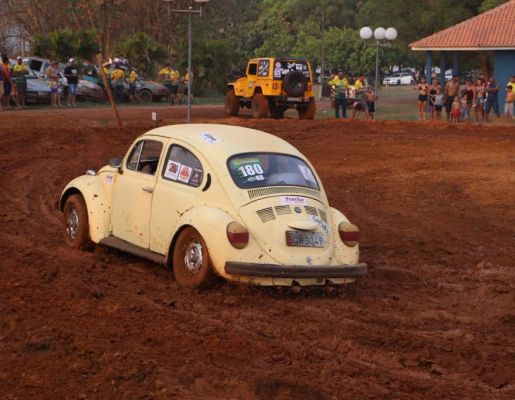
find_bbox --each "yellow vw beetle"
[59,124,366,288]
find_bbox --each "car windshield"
[227,153,319,190]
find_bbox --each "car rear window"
[273,60,311,80]
[228,153,319,190]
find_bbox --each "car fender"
[328,207,360,265]
[166,205,277,280]
[59,175,111,243]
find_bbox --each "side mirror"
[108,157,123,172]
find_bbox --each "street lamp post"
[359,26,397,111]
[165,0,210,123]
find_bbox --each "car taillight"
[227,222,249,249]
[272,82,279,90]
[338,222,360,247]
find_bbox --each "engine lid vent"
[256,207,276,223]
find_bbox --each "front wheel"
[224,90,239,115]
[63,194,91,249]
[173,227,218,289]
[298,98,316,120]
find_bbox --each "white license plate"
[286,231,324,248]
[38,91,46,96]
[287,97,301,102]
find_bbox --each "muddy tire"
[63,194,91,250]
[298,98,316,120]
[173,227,218,289]
[251,93,269,118]
[224,90,239,115]
[270,103,286,119]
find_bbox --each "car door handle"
[142,187,153,193]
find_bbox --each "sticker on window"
[298,165,316,183]
[189,168,203,187]
[281,196,307,205]
[164,160,181,180]
[230,158,264,183]
[200,132,220,144]
[178,165,193,183]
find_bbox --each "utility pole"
[165,0,210,124]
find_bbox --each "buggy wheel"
[298,98,316,120]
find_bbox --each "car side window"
[248,63,257,75]
[162,145,204,188]
[258,60,269,77]
[126,140,163,175]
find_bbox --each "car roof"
[142,124,303,161]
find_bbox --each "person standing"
[366,87,378,120]
[484,76,500,122]
[0,59,4,111]
[414,77,429,121]
[429,79,441,120]
[1,55,12,110]
[64,58,79,107]
[46,60,61,107]
[462,79,475,121]
[504,84,514,119]
[12,56,28,109]
[159,63,180,105]
[328,71,349,119]
[129,68,140,103]
[473,78,486,123]
[110,63,126,103]
[445,75,460,121]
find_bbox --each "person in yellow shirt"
[159,63,180,104]
[110,63,126,103]
[328,71,349,118]
[129,69,140,103]
[180,69,193,104]
[12,56,28,108]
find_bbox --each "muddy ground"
[0,105,514,399]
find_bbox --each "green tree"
[32,29,99,61]
[116,32,167,77]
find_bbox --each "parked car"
[382,72,415,85]
[8,60,51,104]
[26,71,51,104]
[59,124,367,288]
[82,63,169,102]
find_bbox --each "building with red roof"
[410,0,515,114]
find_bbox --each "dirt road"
[0,106,514,399]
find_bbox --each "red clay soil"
[0,106,514,399]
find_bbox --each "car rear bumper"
[225,262,367,279]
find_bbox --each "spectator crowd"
[0,53,193,110]
[414,73,515,122]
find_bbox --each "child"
[451,96,461,123]
[432,89,444,120]
[505,85,514,119]
[460,93,469,121]
[366,87,378,120]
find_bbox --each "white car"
[383,72,414,86]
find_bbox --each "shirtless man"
[445,75,460,121]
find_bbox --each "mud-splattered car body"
[59,124,366,287]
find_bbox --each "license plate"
[286,231,324,248]
[38,91,46,96]
[287,97,301,102]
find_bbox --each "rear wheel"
[298,98,316,120]
[173,227,218,289]
[224,90,239,115]
[63,194,91,250]
[251,93,269,118]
